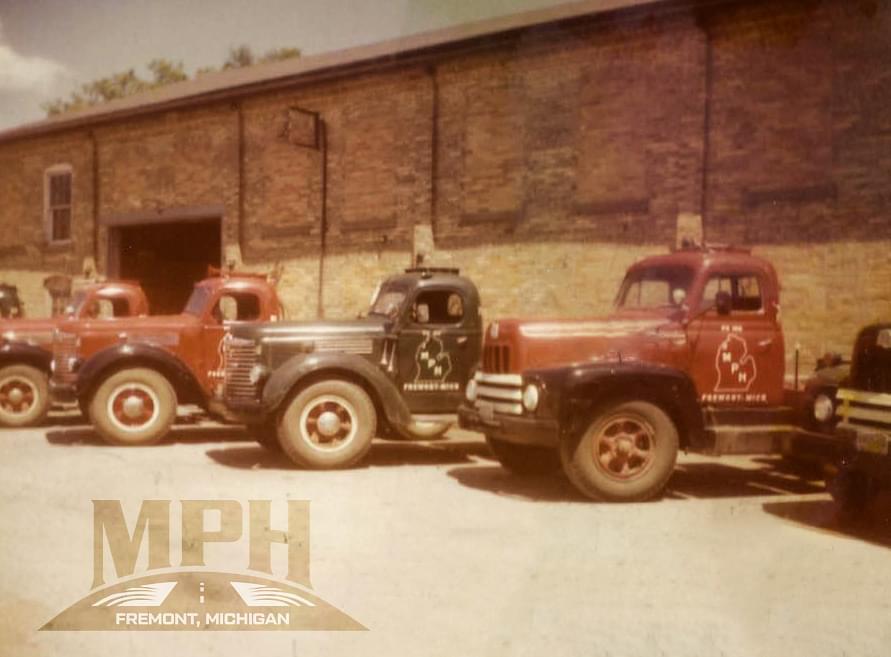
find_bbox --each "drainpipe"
[89,129,100,270]
[236,102,246,262]
[317,118,328,319]
[699,18,713,242]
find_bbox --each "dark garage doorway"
[110,218,221,315]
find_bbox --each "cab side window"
[213,293,261,323]
[411,290,464,325]
[702,274,763,312]
[111,298,130,317]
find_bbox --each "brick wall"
[0,0,888,372]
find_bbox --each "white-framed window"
[44,164,73,243]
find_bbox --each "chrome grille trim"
[836,388,891,430]
[474,371,523,416]
[51,334,79,384]
[262,336,373,354]
[224,338,260,402]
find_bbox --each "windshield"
[616,266,695,310]
[183,285,212,316]
[368,284,407,319]
[65,290,88,316]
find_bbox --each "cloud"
[0,19,69,94]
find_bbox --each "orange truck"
[0,281,148,427]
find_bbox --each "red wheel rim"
[106,383,160,432]
[0,377,37,415]
[592,415,656,481]
[298,395,357,452]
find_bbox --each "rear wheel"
[277,380,376,469]
[0,364,50,427]
[486,435,559,475]
[560,400,678,502]
[89,368,177,446]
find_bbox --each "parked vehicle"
[0,281,148,427]
[779,354,849,466]
[223,267,482,468]
[51,270,283,446]
[459,244,825,502]
[827,323,891,512]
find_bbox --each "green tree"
[42,47,300,117]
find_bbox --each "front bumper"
[222,396,265,417]
[458,403,558,447]
[49,379,78,403]
[836,424,891,486]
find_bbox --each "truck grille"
[224,338,260,403]
[52,334,78,385]
[483,344,511,373]
[836,388,891,433]
[473,371,523,416]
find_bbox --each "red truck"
[459,244,819,502]
[0,281,148,427]
[51,270,283,446]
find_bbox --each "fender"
[76,343,205,406]
[262,351,412,431]
[530,361,706,449]
[0,341,52,372]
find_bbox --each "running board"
[704,424,826,456]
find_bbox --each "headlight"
[248,364,268,386]
[465,378,478,402]
[522,383,539,412]
[67,357,81,372]
[813,394,834,423]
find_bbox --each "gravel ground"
[1,414,889,657]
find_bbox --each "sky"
[0,0,571,130]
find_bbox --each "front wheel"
[0,364,50,427]
[89,368,177,446]
[827,465,877,519]
[560,400,678,502]
[486,435,559,475]
[277,380,376,469]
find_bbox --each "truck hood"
[0,318,61,347]
[57,314,196,333]
[232,317,389,341]
[484,312,687,373]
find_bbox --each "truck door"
[201,291,262,399]
[396,287,478,414]
[687,272,785,406]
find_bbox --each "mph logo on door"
[41,500,364,631]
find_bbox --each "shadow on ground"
[205,439,493,470]
[763,495,891,550]
[45,424,253,447]
[447,458,828,504]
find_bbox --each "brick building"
[0,0,888,370]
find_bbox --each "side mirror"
[715,290,732,316]
[415,303,430,324]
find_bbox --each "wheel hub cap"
[122,395,145,419]
[8,388,23,405]
[316,410,342,437]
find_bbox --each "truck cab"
[828,323,891,512]
[223,267,482,468]
[52,271,282,446]
[0,281,148,427]
[459,244,801,502]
